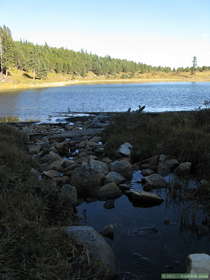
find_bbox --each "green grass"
[0,125,102,280]
[103,109,210,180]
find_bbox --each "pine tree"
[191,56,197,74]
[0,25,15,77]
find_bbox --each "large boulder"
[97,183,122,200]
[175,162,191,177]
[143,173,167,190]
[105,171,125,184]
[187,254,210,275]
[66,226,116,279]
[110,160,132,179]
[126,190,163,207]
[70,159,108,196]
[117,143,133,157]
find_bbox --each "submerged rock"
[126,190,163,207]
[66,226,116,279]
[104,200,115,209]
[100,224,114,239]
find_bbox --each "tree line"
[0,25,209,80]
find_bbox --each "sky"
[1,0,210,68]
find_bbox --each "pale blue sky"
[1,0,210,67]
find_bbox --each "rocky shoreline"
[10,112,210,279]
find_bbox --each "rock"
[66,226,116,278]
[110,160,132,179]
[100,224,114,239]
[158,158,179,176]
[88,158,109,175]
[48,159,65,171]
[53,176,70,186]
[55,141,70,155]
[105,171,125,184]
[60,184,78,205]
[41,151,62,163]
[187,254,210,275]
[97,183,122,200]
[119,183,130,191]
[43,170,61,178]
[28,144,41,154]
[141,168,155,176]
[70,162,105,196]
[117,143,133,157]
[143,173,167,189]
[104,200,115,209]
[126,190,163,207]
[175,162,191,177]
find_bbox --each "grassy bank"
[0,70,210,92]
[0,125,101,279]
[103,109,210,183]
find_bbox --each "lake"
[0,82,210,121]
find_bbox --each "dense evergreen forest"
[0,25,210,80]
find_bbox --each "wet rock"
[100,224,114,239]
[117,143,133,157]
[105,171,126,184]
[43,170,61,178]
[110,160,132,179]
[187,254,210,275]
[126,190,163,207]
[60,184,78,206]
[104,200,115,209]
[66,226,116,279]
[143,173,167,189]
[175,162,191,177]
[97,183,122,200]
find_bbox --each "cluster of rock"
[15,114,209,279]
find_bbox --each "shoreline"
[1,77,210,92]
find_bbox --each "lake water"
[0,82,210,121]
[78,172,210,279]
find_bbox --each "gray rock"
[126,190,163,207]
[143,173,167,189]
[117,143,133,157]
[175,162,191,177]
[66,226,116,278]
[43,170,61,178]
[140,155,159,170]
[158,158,179,175]
[60,184,78,205]
[100,224,114,239]
[70,162,105,196]
[88,158,109,175]
[187,254,210,275]
[97,183,122,200]
[48,159,65,171]
[110,160,132,179]
[105,171,126,184]
[119,183,131,191]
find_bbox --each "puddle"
[78,171,210,279]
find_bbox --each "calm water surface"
[0,82,210,120]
